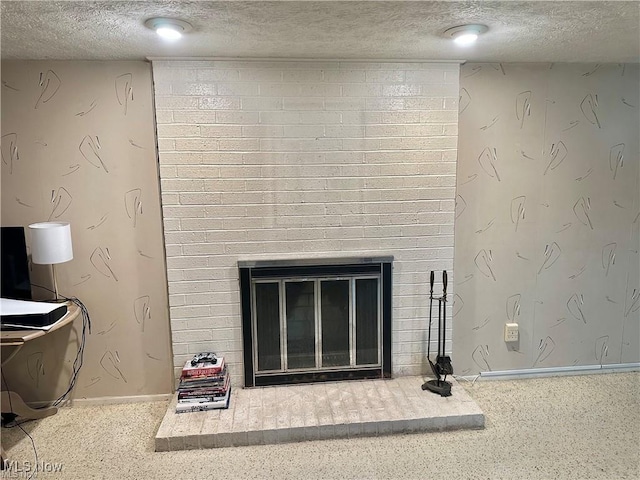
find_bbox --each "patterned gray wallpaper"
[1,61,173,400]
[454,63,639,375]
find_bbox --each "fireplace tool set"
[422,270,453,397]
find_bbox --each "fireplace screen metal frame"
[239,257,392,387]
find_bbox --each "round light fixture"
[145,18,193,41]
[444,24,489,46]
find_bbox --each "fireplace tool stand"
[422,270,453,397]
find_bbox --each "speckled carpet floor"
[2,372,638,480]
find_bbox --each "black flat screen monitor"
[1,226,33,300]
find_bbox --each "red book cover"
[181,356,225,377]
[178,372,231,400]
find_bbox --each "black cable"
[22,284,91,406]
[2,418,36,429]
[53,297,90,406]
[1,370,39,480]
[16,422,39,480]
[2,285,90,478]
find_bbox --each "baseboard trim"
[28,393,173,408]
[476,362,640,380]
[147,56,464,64]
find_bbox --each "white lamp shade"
[29,222,74,264]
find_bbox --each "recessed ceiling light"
[145,18,193,41]
[444,24,489,46]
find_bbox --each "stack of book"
[176,353,231,413]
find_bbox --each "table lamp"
[28,222,73,300]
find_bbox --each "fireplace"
[239,257,392,387]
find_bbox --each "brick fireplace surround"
[152,60,459,385]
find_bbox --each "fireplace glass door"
[240,257,392,386]
[252,276,380,375]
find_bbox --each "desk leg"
[1,391,58,420]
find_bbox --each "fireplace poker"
[422,270,453,397]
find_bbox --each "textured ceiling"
[1,1,639,62]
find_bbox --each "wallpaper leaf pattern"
[454,63,639,375]
[1,61,172,400]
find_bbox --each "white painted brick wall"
[152,60,459,383]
